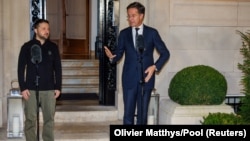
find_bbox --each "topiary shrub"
[168,65,227,105]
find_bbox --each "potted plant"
[168,65,227,105]
[159,65,234,124]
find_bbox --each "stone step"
[1,120,122,141]
[53,105,118,123]
[0,103,121,141]
[61,84,99,93]
[62,67,99,76]
[61,59,99,67]
[61,59,99,94]
[62,75,99,85]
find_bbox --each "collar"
[133,24,144,34]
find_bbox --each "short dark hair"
[32,19,49,29]
[127,2,145,14]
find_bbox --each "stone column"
[0,0,30,127]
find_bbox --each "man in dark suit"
[104,1,170,125]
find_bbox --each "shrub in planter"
[201,112,243,125]
[168,65,227,105]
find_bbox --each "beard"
[37,33,49,40]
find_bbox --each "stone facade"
[1,0,250,127]
[0,0,30,127]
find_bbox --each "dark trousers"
[123,84,152,125]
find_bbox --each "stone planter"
[159,99,234,125]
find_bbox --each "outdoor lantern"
[7,94,24,138]
[7,80,24,138]
[147,89,159,125]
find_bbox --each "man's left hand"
[144,65,156,82]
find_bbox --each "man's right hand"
[104,46,116,59]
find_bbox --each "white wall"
[0,0,3,127]
[161,0,250,98]
[90,0,98,51]
[0,0,30,127]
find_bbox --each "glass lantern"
[147,89,159,125]
[7,94,24,138]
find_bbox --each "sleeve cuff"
[154,65,158,72]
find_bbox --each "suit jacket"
[112,24,170,90]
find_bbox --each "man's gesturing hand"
[104,46,116,59]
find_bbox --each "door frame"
[30,0,90,59]
[30,0,119,105]
[96,0,119,105]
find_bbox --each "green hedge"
[201,112,243,125]
[168,65,227,105]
